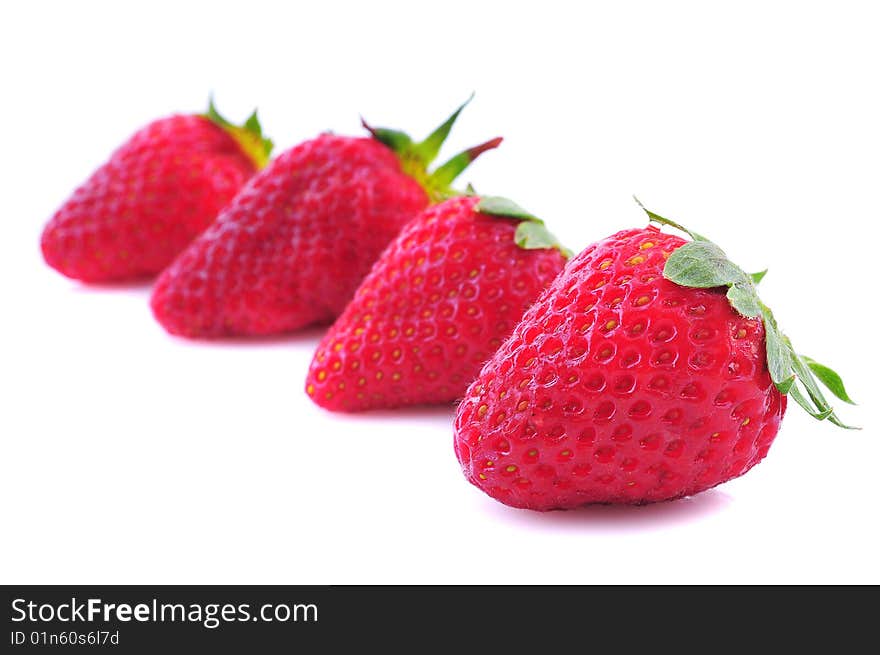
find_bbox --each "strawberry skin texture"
[150,135,428,337]
[41,115,257,282]
[454,226,787,510]
[306,196,567,411]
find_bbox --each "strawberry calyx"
[203,98,274,169]
[634,197,857,429]
[361,95,502,202]
[476,196,572,258]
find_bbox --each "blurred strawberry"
[41,100,272,282]
[151,99,500,337]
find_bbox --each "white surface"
[1,1,877,584]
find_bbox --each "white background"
[1,1,877,584]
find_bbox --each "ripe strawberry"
[305,196,570,411]
[454,202,856,510]
[41,100,272,282]
[151,100,500,338]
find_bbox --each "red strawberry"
[150,100,500,338]
[454,202,856,510]
[305,196,570,411]
[41,100,272,282]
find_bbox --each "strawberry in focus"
[454,202,855,510]
[151,100,500,337]
[306,196,569,411]
[41,100,272,282]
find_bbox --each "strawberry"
[305,196,570,411]
[150,100,500,338]
[454,202,856,510]
[41,100,272,282]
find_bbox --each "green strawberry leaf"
[204,97,274,169]
[412,93,473,165]
[762,314,794,388]
[636,198,858,430]
[726,282,762,318]
[788,386,835,421]
[361,121,414,153]
[515,221,568,252]
[633,196,707,241]
[665,241,762,317]
[792,354,828,407]
[827,413,860,430]
[362,98,501,202]
[775,375,796,396]
[664,241,743,288]
[429,137,503,191]
[476,196,572,258]
[801,356,856,405]
[477,196,539,221]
